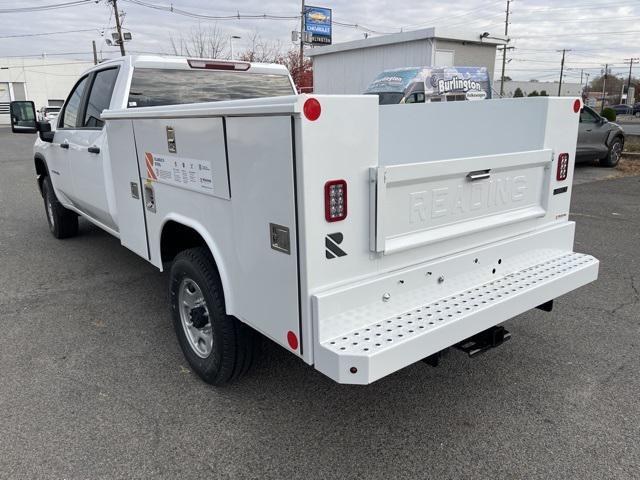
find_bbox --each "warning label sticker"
[144,152,214,194]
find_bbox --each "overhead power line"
[121,0,298,20]
[517,30,640,38]
[0,28,100,39]
[0,0,94,13]
[0,51,97,58]
[518,0,638,13]
[0,61,93,67]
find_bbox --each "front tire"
[600,137,623,167]
[42,176,78,239]
[169,247,256,385]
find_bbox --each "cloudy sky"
[1,0,639,83]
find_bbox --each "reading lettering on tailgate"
[409,174,529,224]
[373,149,552,253]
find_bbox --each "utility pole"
[601,64,608,113]
[557,49,571,96]
[624,57,639,104]
[584,72,590,97]
[92,40,98,65]
[499,0,512,97]
[298,0,306,90]
[110,0,126,56]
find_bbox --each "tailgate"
[370,149,553,254]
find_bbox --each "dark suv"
[577,106,625,167]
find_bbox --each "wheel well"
[160,221,208,264]
[34,156,48,196]
[609,134,624,147]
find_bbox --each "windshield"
[128,68,294,108]
[366,92,405,105]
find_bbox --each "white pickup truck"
[10,55,598,385]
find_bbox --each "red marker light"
[573,99,581,113]
[287,331,299,350]
[303,98,321,121]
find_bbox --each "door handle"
[585,129,592,132]
[88,146,100,154]
[144,183,156,213]
[467,169,491,181]
[60,142,69,149]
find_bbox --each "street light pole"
[298,0,306,90]
[584,73,590,97]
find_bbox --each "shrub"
[528,90,540,97]
[540,90,548,96]
[513,87,524,97]
[601,108,616,122]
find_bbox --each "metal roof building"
[306,27,506,94]
[0,57,93,124]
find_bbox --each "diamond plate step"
[316,252,599,384]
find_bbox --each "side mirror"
[37,121,55,143]
[10,101,38,134]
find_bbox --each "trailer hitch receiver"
[455,326,511,357]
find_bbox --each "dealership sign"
[304,6,332,45]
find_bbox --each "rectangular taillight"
[325,180,347,222]
[557,153,569,181]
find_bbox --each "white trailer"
[9,56,598,385]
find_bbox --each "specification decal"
[144,152,214,194]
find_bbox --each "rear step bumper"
[314,252,599,384]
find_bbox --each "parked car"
[634,103,640,117]
[610,104,633,116]
[577,106,625,167]
[38,106,61,122]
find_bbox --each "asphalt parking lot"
[1,127,639,479]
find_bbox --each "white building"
[493,80,583,98]
[0,57,94,124]
[306,27,506,94]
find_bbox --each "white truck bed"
[102,94,598,384]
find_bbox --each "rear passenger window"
[84,68,119,128]
[61,76,89,128]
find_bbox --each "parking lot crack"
[610,274,640,315]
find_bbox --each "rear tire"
[169,247,256,385]
[42,176,78,239]
[600,137,623,167]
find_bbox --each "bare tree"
[170,24,228,59]
[238,32,283,63]
[278,48,313,92]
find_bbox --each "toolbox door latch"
[270,223,290,255]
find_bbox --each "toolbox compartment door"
[370,149,552,254]
[107,119,150,259]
